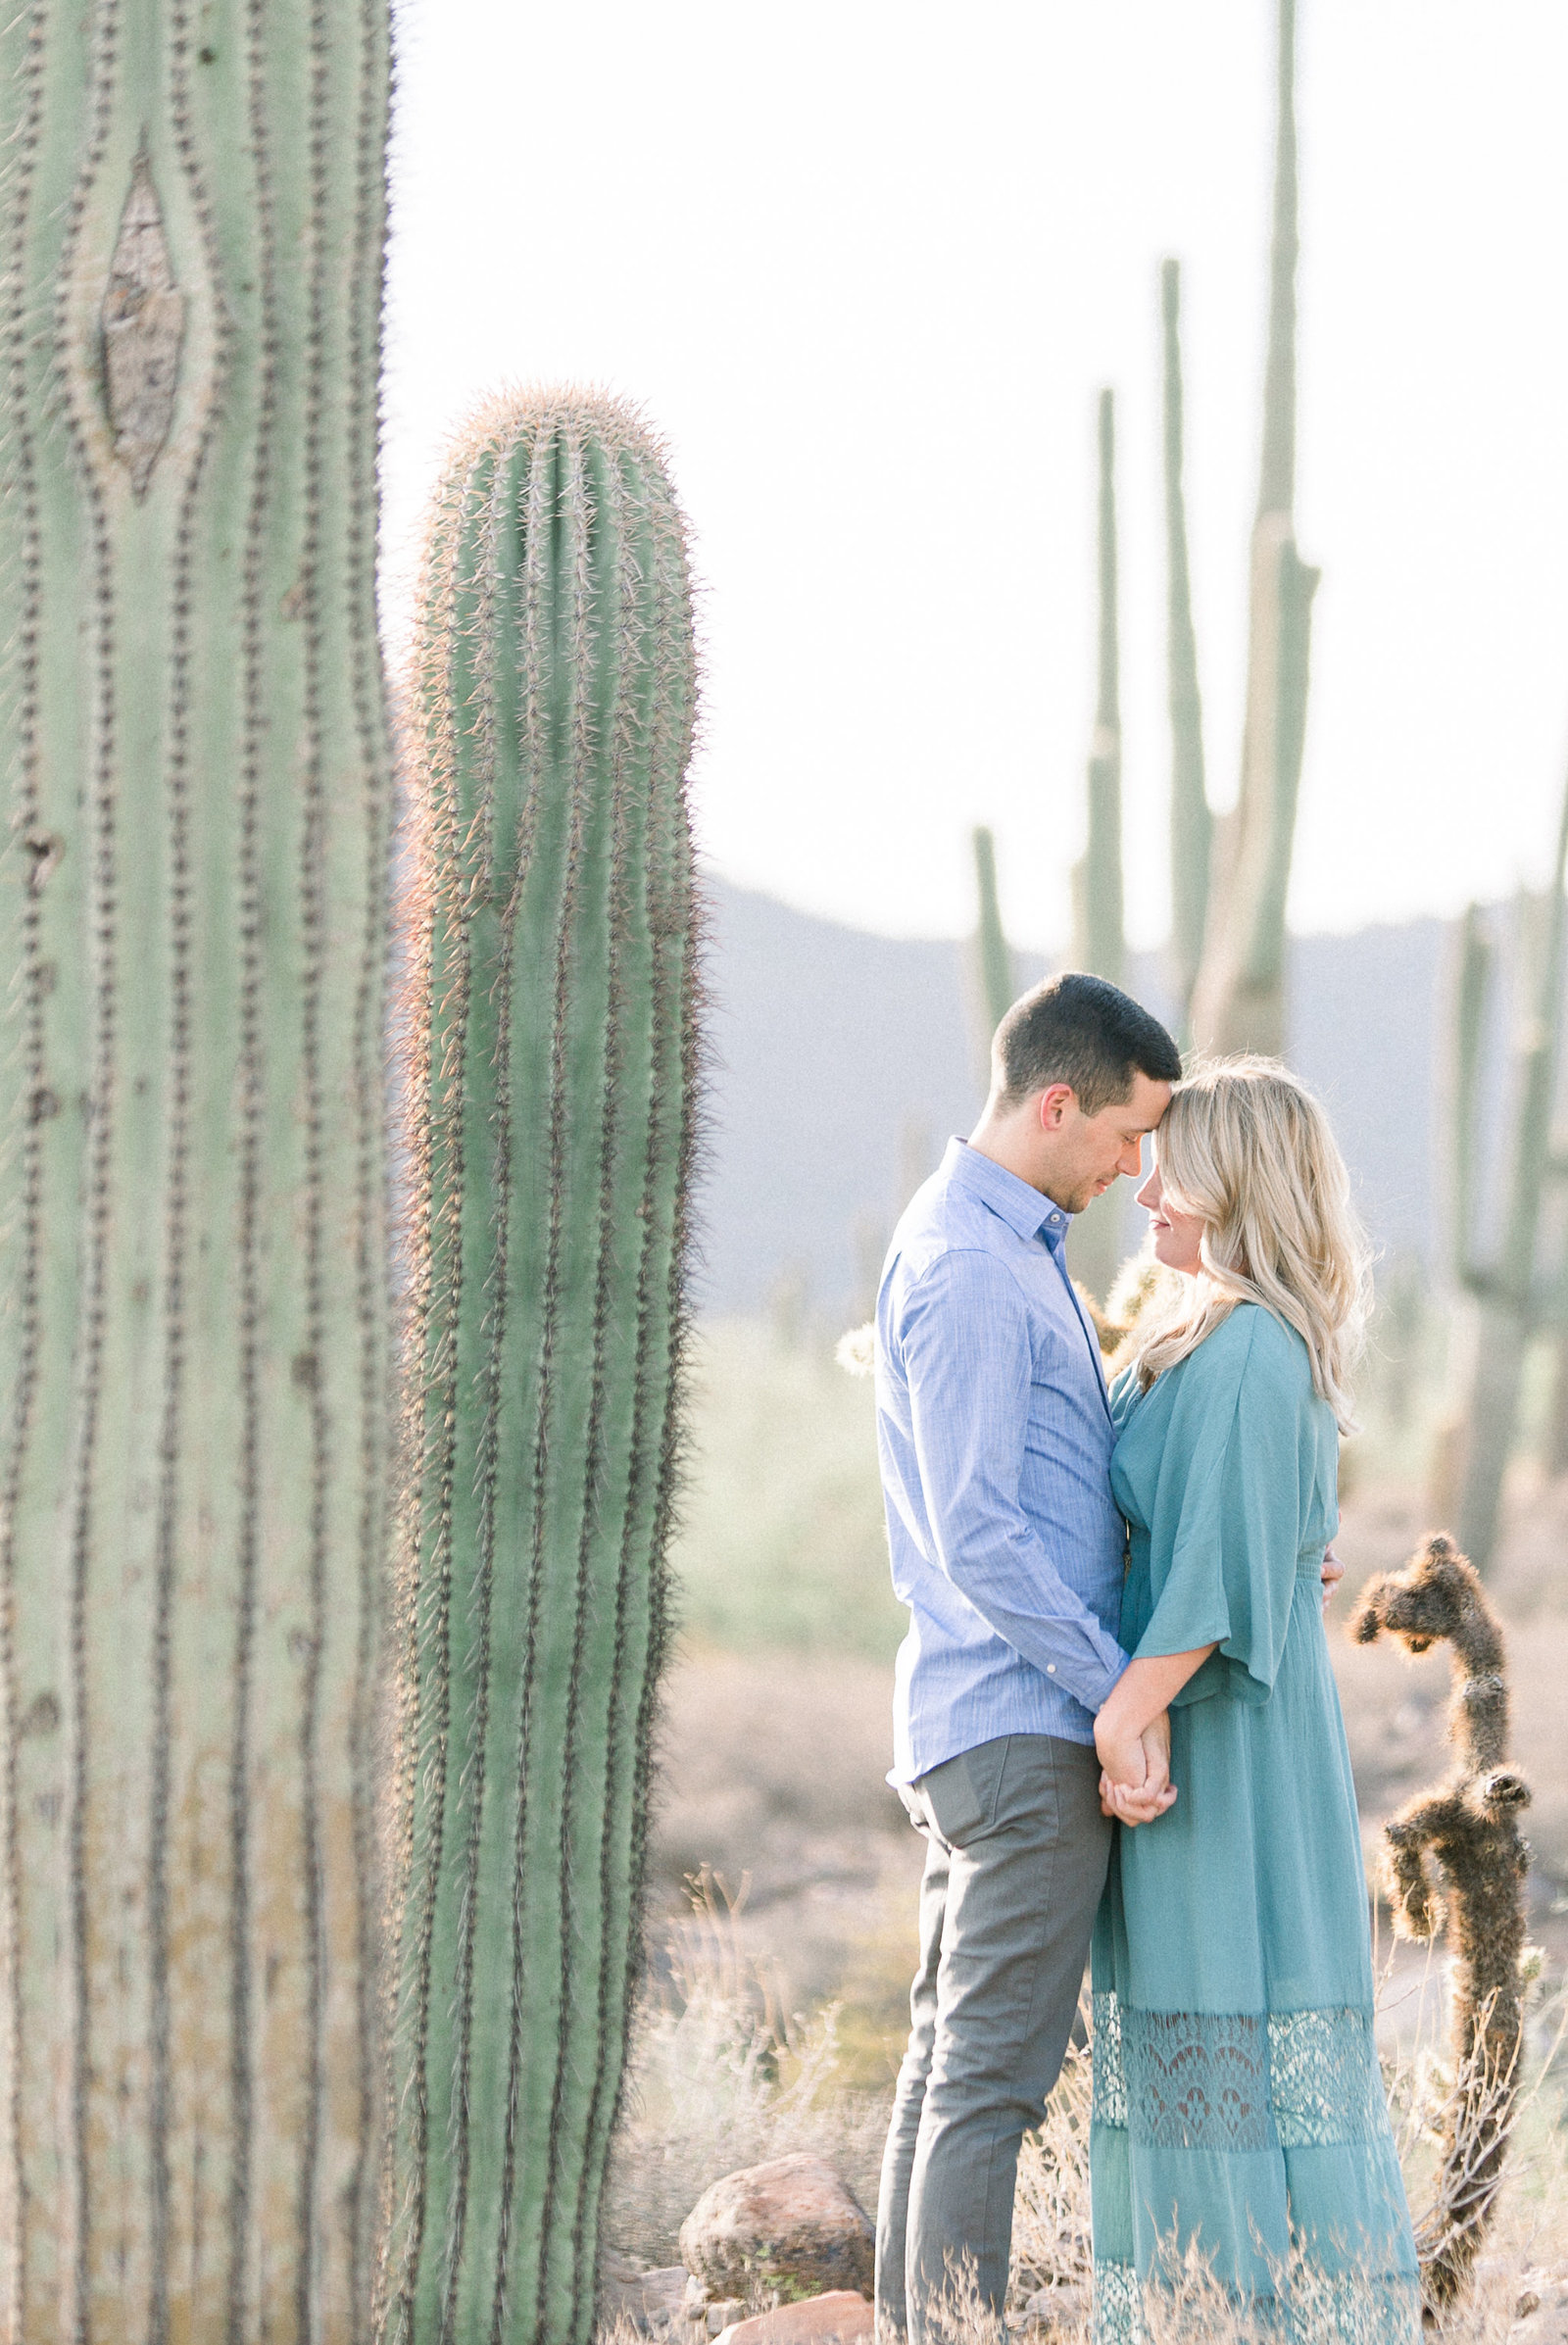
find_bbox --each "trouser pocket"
[916,1734,1012,1849]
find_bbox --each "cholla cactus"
[1076,1249,1183,1375]
[380,389,701,2345]
[1348,1536,1532,2309]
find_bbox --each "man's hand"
[1320,1539,1345,1616]
[1096,1708,1176,1826]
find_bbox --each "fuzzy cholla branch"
[1348,1534,1533,2312]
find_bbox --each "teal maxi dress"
[1090,1302,1420,2344]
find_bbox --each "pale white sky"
[383,1,1568,953]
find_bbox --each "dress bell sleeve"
[1132,1309,1308,1709]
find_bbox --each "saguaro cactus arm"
[1162,258,1210,1029]
[1446,764,1568,1569]
[1495,780,1568,1315]
[970,823,1015,1049]
[1064,392,1128,1304]
[380,391,700,2345]
[1072,388,1125,989]
[1450,903,1494,1292]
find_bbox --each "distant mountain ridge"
[697,874,1446,1317]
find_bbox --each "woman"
[1089,1059,1420,2342]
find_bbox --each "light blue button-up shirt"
[875,1137,1130,1783]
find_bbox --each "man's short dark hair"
[992,971,1182,1116]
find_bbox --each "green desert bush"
[668,1320,903,1659]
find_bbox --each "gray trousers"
[874,1733,1111,2343]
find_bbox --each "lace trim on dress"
[1091,1994,1387,2152]
[1267,2006,1386,2149]
[1091,2259,1145,2345]
[1091,1990,1126,2127]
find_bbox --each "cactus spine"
[1446,771,1568,1571]
[1161,259,1211,1031]
[0,2,393,2337]
[380,391,700,2345]
[971,823,1015,1061]
[1189,0,1320,1057]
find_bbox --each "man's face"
[1040,1071,1172,1215]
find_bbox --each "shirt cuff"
[1083,1646,1131,1712]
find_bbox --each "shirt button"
[1047,1664,1056,1675]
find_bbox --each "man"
[872,974,1345,2339]
[872,972,1178,2341]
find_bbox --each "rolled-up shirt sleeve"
[896,1246,1129,1714]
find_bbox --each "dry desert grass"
[620,1319,1568,2330]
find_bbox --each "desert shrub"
[601,1883,889,2265]
[668,1320,903,1659]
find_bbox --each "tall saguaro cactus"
[1446,768,1568,1572]
[971,823,1016,1068]
[1072,387,1125,990]
[1190,0,1320,1056]
[1161,259,1211,1032]
[380,391,700,2345]
[0,3,393,2340]
[1068,390,1127,1300]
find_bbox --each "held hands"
[1093,1645,1214,1826]
[1096,1707,1177,1826]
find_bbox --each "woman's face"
[1135,1160,1205,1277]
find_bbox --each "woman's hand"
[1095,1651,1214,1827]
[1097,1712,1176,1825]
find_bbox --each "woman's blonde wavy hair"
[1128,1056,1372,1434]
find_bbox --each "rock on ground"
[713,2293,873,2345]
[601,2261,701,2336]
[1511,2272,1568,2343]
[1019,2282,1089,2337]
[679,2154,874,2301]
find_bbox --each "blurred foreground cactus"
[379,391,701,2345]
[1349,1539,1532,2310]
[0,4,392,2337]
[1444,769,1568,1571]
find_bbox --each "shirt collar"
[941,1137,1072,1252]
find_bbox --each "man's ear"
[1037,1083,1077,1132]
